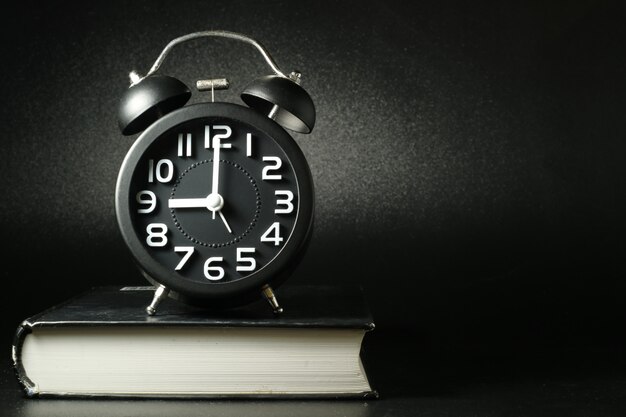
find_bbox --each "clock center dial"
[170,159,261,247]
[207,193,224,211]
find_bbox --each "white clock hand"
[168,197,209,208]
[210,137,221,220]
[169,194,232,233]
[218,211,233,234]
[168,194,224,211]
[170,137,231,233]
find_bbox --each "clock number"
[205,125,232,149]
[177,133,192,157]
[275,190,294,214]
[236,247,257,272]
[146,223,168,247]
[246,133,252,157]
[262,156,282,180]
[174,246,194,270]
[148,159,174,183]
[204,257,225,280]
[260,222,283,246]
[136,190,157,214]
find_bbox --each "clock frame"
[115,31,316,314]
[116,103,314,310]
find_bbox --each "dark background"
[2,0,625,367]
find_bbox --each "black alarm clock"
[115,31,315,315]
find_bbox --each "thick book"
[12,285,377,399]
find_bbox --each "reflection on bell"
[118,75,191,135]
[241,75,316,134]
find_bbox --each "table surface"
[4,331,626,417]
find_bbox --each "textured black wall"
[2,0,625,352]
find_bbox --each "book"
[12,284,377,399]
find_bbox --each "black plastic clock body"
[114,31,316,315]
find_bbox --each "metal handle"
[131,30,288,85]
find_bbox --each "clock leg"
[146,285,170,316]
[262,285,284,314]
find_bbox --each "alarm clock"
[115,31,315,315]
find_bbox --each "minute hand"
[212,138,221,195]
[210,137,221,219]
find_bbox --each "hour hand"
[169,195,232,234]
[168,197,209,209]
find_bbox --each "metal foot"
[262,285,283,314]
[146,285,169,315]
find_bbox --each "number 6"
[204,257,225,280]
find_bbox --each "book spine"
[12,321,39,397]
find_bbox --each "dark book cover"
[12,284,377,399]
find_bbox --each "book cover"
[12,284,377,399]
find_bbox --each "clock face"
[116,103,314,302]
